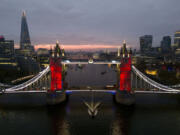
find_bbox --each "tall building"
[0,36,14,56]
[160,36,171,53]
[139,35,153,54]
[0,35,17,68]
[20,11,34,56]
[174,30,180,48]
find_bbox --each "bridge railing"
[3,62,180,93]
[132,65,180,92]
[5,66,50,92]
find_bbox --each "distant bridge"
[61,60,121,65]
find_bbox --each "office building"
[140,35,153,54]
[161,36,171,53]
[0,36,14,56]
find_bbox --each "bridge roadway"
[61,60,121,65]
[3,64,180,93]
[1,90,180,94]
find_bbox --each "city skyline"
[1,0,180,50]
[1,1,180,135]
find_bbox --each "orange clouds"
[34,44,121,51]
[15,43,134,51]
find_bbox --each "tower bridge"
[0,41,180,106]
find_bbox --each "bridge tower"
[47,41,66,105]
[115,41,135,105]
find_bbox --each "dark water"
[65,64,117,88]
[1,65,180,135]
[1,93,180,135]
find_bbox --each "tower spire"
[22,10,26,17]
[123,40,126,48]
[117,46,120,57]
[56,40,59,45]
[122,40,128,57]
[123,40,126,44]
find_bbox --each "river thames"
[0,92,180,135]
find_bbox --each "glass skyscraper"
[139,35,153,54]
[20,11,34,56]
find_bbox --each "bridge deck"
[62,61,121,64]
[1,90,180,94]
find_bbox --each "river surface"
[1,65,180,135]
[1,92,180,135]
[65,64,118,89]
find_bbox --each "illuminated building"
[0,36,14,56]
[175,48,180,56]
[174,30,180,48]
[145,69,157,76]
[20,11,34,56]
[0,36,19,84]
[0,36,17,67]
[37,48,50,68]
[92,53,100,59]
[37,48,49,55]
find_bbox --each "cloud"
[1,0,180,49]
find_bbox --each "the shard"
[20,11,32,50]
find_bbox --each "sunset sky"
[1,0,180,50]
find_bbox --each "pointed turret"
[56,40,59,45]
[62,47,65,57]
[49,45,53,56]
[122,40,128,57]
[120,48,123,56]
[52,40,63,58]
[117,46,120,57]
[129,48,132,55]
[128,48,132,58]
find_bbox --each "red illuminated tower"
[119,40,132,92]
[47,41,66,105]
[50,41,63,91]
[115,40,135,105]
